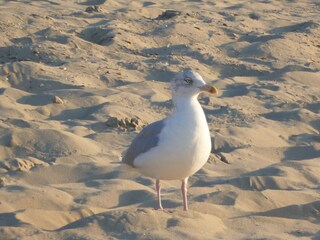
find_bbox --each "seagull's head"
[170,70,218,98]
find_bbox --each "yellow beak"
[199,85,218,94]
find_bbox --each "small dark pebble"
[249,12,260,20]
[155,10,182,20]
[106,117,119,128]
[85,5,101,13]
[216,152,230,164]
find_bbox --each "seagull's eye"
[184,77,193,85]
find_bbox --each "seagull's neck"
[171,94,208,130]
[172,95,202,113]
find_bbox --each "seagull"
[122,70,218,211]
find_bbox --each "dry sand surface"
[0,0,320,239]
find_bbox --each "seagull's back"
[122,120,165,167]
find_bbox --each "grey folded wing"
[122,119,165,167]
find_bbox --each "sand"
[0,0,319,239]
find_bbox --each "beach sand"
[0,0,319,239]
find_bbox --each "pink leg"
[181,178,188,211]
[155,179,163,210]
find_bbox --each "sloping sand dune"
[0,0,319,239]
